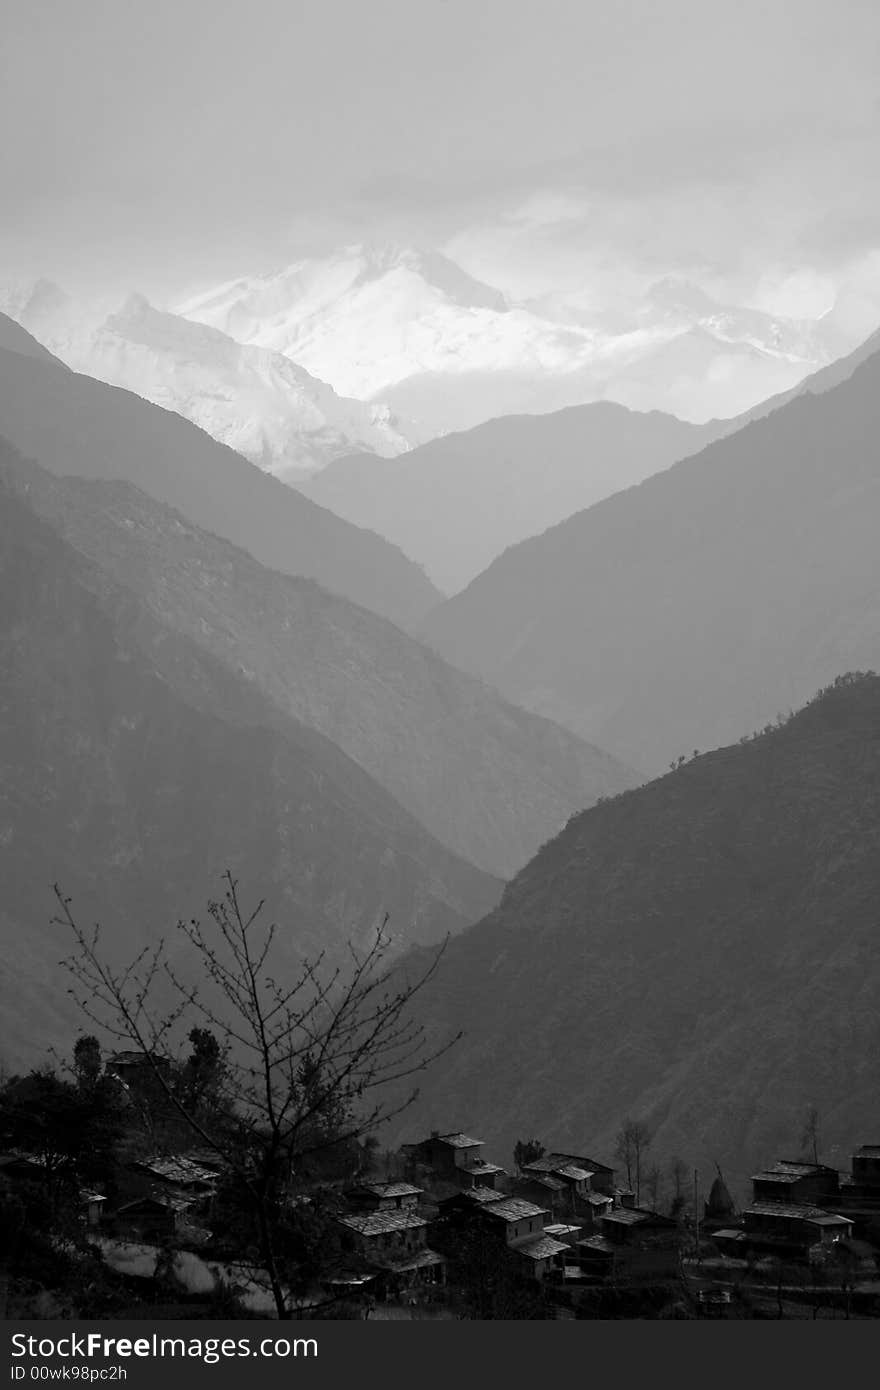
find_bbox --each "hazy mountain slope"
[0,310,63,366]
[298,404,721,592]
[1,449,636,879]
[386,675,880,1187]
[8,286,419,479]
[295,325,880,594]
[0,443,501,1070]
[730,324,880,426]
[422,346,880,773]
[0,330,440,630]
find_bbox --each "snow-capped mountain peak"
[173,244,842,428]
[2,280,422,478]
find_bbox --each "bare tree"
[615,1126,634,1191]
[54,871,459,1319]
[644,1163,662,1212]
[668,1156,688,1218]
[800,1106,820,1166]
[614,1118,652,1205]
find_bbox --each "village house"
[825,1145,880,1241]
[460,1157,507,1190]
[402,1131,507,1190]
[512,1171,567,1217]
[430,1190,568,1282]
[514,1231,571,1281]
[345,1181,424,1212]
[433,1186,507,1219]
[593,1206,681,1281]
[79,1189,107,1228]
[750,1160,840,1207]
[702,1156,856,1262]
[727,1201,854,1258]
[336,1209,447,1293]
[543,1221,582,1248]
[337,1208,430,1261]
[522,1156,593,1200]
[581,1190,615,1229]
[852,1144,880,1187]
[521,1151,615,1197]
[516,1152,615,1227]
[129,1154,220,1194]
[473,1196,550,1248]
[112,1193,193,1241]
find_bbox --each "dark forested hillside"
[0,328,439,630]
[422,346,880,774]
[0,446,501,1070]
[386,675,880,1189]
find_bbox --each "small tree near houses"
[54,872,459,1319]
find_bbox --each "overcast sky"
[2,0,880,321]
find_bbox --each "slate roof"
[436,1133,482,1149]
[482,1198,547,1223]
[517,1235,569,1261]
[552,1152,613,1173]
[134,1156,219,1186]
[746,1202,851,1222]
[602,1207,651,1226]
[464,1160,506,1175]
[552,1164,593,1183]
[751,1161,838,1182]
[521,1157,563,1174]
[338,1211,428,1237]
[519,1173,566,1193]
[358,1182,423,1199]
[544,1223,582,1238]
[448,1187,506,1206]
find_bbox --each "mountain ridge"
[0,435,501,1071]
[4,284,422,479]
[297,402,722,591]
[294,322,880,593]
[0,326,440,631]
[421,339,880,772]
[176,243,837,430]
[0,446,637,879]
